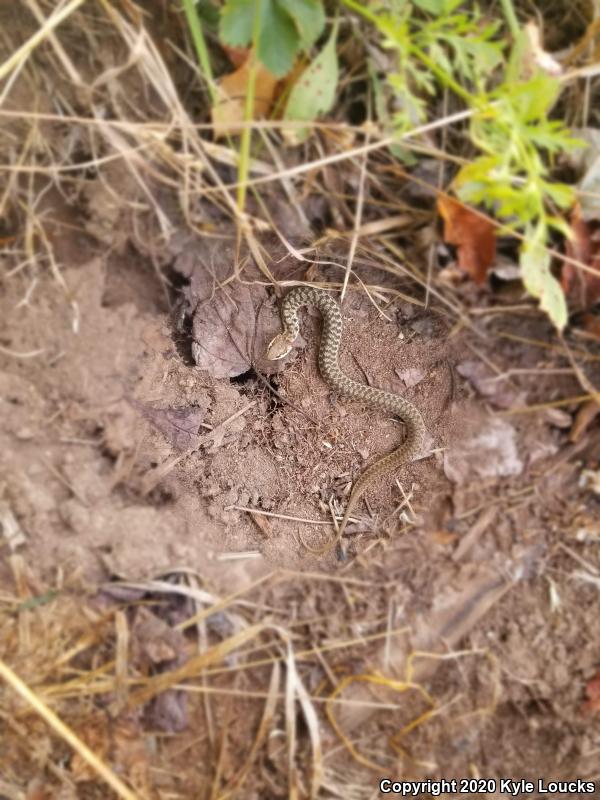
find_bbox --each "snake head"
[266,333,294,361]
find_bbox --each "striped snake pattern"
[266,287,425,551]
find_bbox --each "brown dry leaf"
[249,510,273,537]
[130,399,209,450]
[438,196,496,284]
[131,606,186,669]
[581,313,600,340]
[562,203,600,309]
[444,413,523,484]
[191,282,278,379]
[582,670,600,713]
[212,53,278,138]
[221,43,249,68]
[172,236,276,379]
[570,399,600,442]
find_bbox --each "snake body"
[266,287,426,549]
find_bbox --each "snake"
[266,286,426,552]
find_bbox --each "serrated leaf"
[543,181,575,209]
[219,0,304,77]
[258,1,298,76]
[277,0,325,50]
[219,0,255,48]
[282,22,338,144]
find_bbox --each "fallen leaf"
[171,236,280,379]
[222,43,249,68]
[249,510,272,537]
[395,366,426,388]
[570,399,600,443]
[438,196,496,284]
[444,413,523,484]
[191,282,273,378]
[562,203,600,310]
[130,400,208,450]
[581,313,600,340]
[212,52,278,138]
[582,670,600,713]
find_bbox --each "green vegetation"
[191,0,584,328]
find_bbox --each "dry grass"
[1,558,504,797]
[1,1,599,797]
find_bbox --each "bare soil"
[3,206,600,793]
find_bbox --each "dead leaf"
[249,510,272,537]
[222,43,249,68]
[438,196,496,284]
[131,607,189,733]
[395,366,426,388]
[444,412,523,484]
[543,408,573,429]
[581,313,600,340]
[132,606,185,667]
[562,203,600,309]
[171,236,277,379]
[582,670,600,713]
[570,399,600,442]
[130,399,208,450]
[191,282,275,378]
[212,53,278,138]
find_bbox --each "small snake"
[266,286,426,552]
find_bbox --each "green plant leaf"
[412,0,462,14]
[258,1,298,75]
[520,229,567,330]
[195,0,220,29]
[219,0,256,47]
[283,21,338,143]
[219,0,325,77]
[277,0,325,50]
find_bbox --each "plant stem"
[498,0,520,39]
[181,0,217,105]
[236,0,262,212]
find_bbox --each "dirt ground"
[3,208,600,792]
[1,4,600,798]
